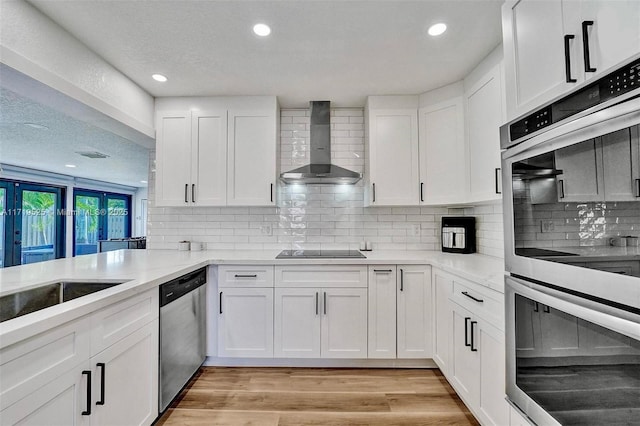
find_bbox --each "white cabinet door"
[91,321,158,426]
[155,111,192,206]
[433,270,453,374]
[368,109,419,205]
[539,304,582,356]
[0,362,91,426]
[466,65,504,203]
[580,0,640,77]
[555,139,604,202]
[514,296,541,358]
[218,288,274,358]
[274,288,321,358]
[602,126,640,201]
[367,266,397,359]
[320,288,367,359]
[227,110,276,206]
[503,0,573,119]
[450,304,480,407]
[192,110,227,206]
[397,265,432,359]
[477,320,510,426]
[419,98,467,204]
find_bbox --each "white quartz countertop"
[543,246,640,261]
[0,249,504,347]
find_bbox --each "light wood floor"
[155,367,479,426]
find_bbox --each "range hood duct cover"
[280,101,362,184]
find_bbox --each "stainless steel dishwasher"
[159,267,207,412]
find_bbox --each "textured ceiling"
[28,0,504,107]
[0,88,149,188]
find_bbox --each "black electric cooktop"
[515,248,578,257]
[276,250,366,259]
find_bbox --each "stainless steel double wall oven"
[501,55,640,426]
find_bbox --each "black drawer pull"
[82,370,92,415]
[470,321,478,352]
[373,269,393,273]
[235,274,258,278]
[96,363,105,405]
[564,34,577,83]
[582,20,596,72]
[464,317,471,347]
[462,291,484,303]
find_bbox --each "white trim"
[204,356,437,369]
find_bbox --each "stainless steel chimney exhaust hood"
[280,101,362,185]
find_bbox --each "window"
[73,189,131,256]
[0,179,66,268]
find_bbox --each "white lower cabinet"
[274,287,367,359]
[0,289,159,426]
[217,287,274,358]
[90,321,158,426]
[367,265,432,359]
[434,267,509,426]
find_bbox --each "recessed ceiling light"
[253,23,271,37]
[428,23,447,37]
[24,123,49,130]
[140,180,148,184]
[65,164,77,168]
[152,74,168,82]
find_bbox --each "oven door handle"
[506,276,640,340]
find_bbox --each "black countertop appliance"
[441,217,475,254]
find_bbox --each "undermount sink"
[0,280,128,323]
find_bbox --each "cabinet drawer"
[0,317,91,411]
[218,265,274,288]
[275,265,367,288]
[451,278,503,330]
[91,289,159,355]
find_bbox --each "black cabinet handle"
[373,269,393,273]
[82,370,92,415]
[534,302,539,312]
[324,292,327,315]
[495,168,502,194]
[315,292,319,315]
[420,182,424,202]
[192,184,196,203]
[582,21,596,72]
[400,269,404,292]
[372,183,376,203]
[219,292,223,314]
[270,183,274,203]
[564,34,577,83]
[464,317,471,347]
[96,363,105,405]
[558,179,565,199]
[635,179,640,197]
[470,321,478,352]
[543,305,550,313]
[234,274,258,278]
[462,291,484,303]
[184,184,189,203]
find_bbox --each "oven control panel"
[508,57,640,143]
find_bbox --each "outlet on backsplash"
[540,220,555,233]
[411,224,421,237]
[260,225,272,236]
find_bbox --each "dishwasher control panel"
[160,267,207,306]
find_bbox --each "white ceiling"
[28,0,504,108]
[0,87,149,188]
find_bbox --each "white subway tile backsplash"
[146,108,504,256]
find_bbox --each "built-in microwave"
[501,55,640,425]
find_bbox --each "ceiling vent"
[75,151,110,159]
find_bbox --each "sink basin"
[0,280,127,323]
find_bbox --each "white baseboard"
[203,357,438,368]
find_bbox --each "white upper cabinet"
[227,109,277,206]
[555,139,604,202]
[155,111,194,206]
[503,0,640,120]
[192,110,228,206]
[465,64,504,203]
[419,95,467,205]
[502,0,568,119]
[155,97,278,207]
[601,126,640,202]
[365,97,420,206]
